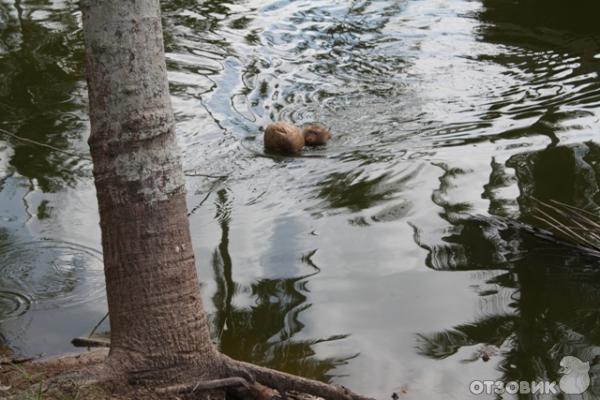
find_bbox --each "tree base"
[2,350,374,400]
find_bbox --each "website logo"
[469,355,591,395]
[558,356,590,394]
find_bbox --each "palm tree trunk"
[81,0,219,379]
[80,1,372,399]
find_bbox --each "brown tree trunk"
[81,0,220,381]
[80,1,372,399]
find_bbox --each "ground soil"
[0,350,115,400]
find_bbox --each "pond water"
[1,0,600,398]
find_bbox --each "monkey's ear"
[305,132,317,144]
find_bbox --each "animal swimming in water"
[302,124,332,147]
[263,121,305,153]
[263,121,332,153]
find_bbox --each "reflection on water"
[0,0,90,190]
[210,188,353,380]
[1,0,600,397]
[416,142,600,396]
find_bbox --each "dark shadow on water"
[415,142,600,393]
[479,0,600,36]
[0,0,88,191]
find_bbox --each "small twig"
[184,170,229,179]
[71,337,110,348]
[547,200,600,234]
[0,127,92,161]
[532,197,600,255]
[534,208,592,248]
[535,210,593,247]
[71,312,111,348]
[89,312,109,338]
[218,316,228,342]
[187,177,224,216]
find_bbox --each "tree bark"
[80,2,373,399]
[80,0,220,381]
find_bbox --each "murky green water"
[2,0,600,397]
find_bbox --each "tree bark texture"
[80,2,375,399]
[80,0,220,380]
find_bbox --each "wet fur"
[264,121,305,152]
[264,122,332,153]
[302,125,332,147]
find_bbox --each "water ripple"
[0,290,31,322]
[0,239,104,314]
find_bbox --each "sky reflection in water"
[1,0,600,397]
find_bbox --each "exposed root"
[157,377,250,395]
[157,378,282,400]
[7,350,373,400]
[93,352,372,400]
[245,382,281,400]
[221,356,375,400]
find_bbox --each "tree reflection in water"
[416,143,600,394]
[415,0,600,393]
[209,189,356,382]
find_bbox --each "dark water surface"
[2,0,600,398]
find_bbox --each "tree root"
[158,378,281,400]
[14,350,374,400]
[157,377,249,395]
[223,357,375,400]
[154,355,373,400]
